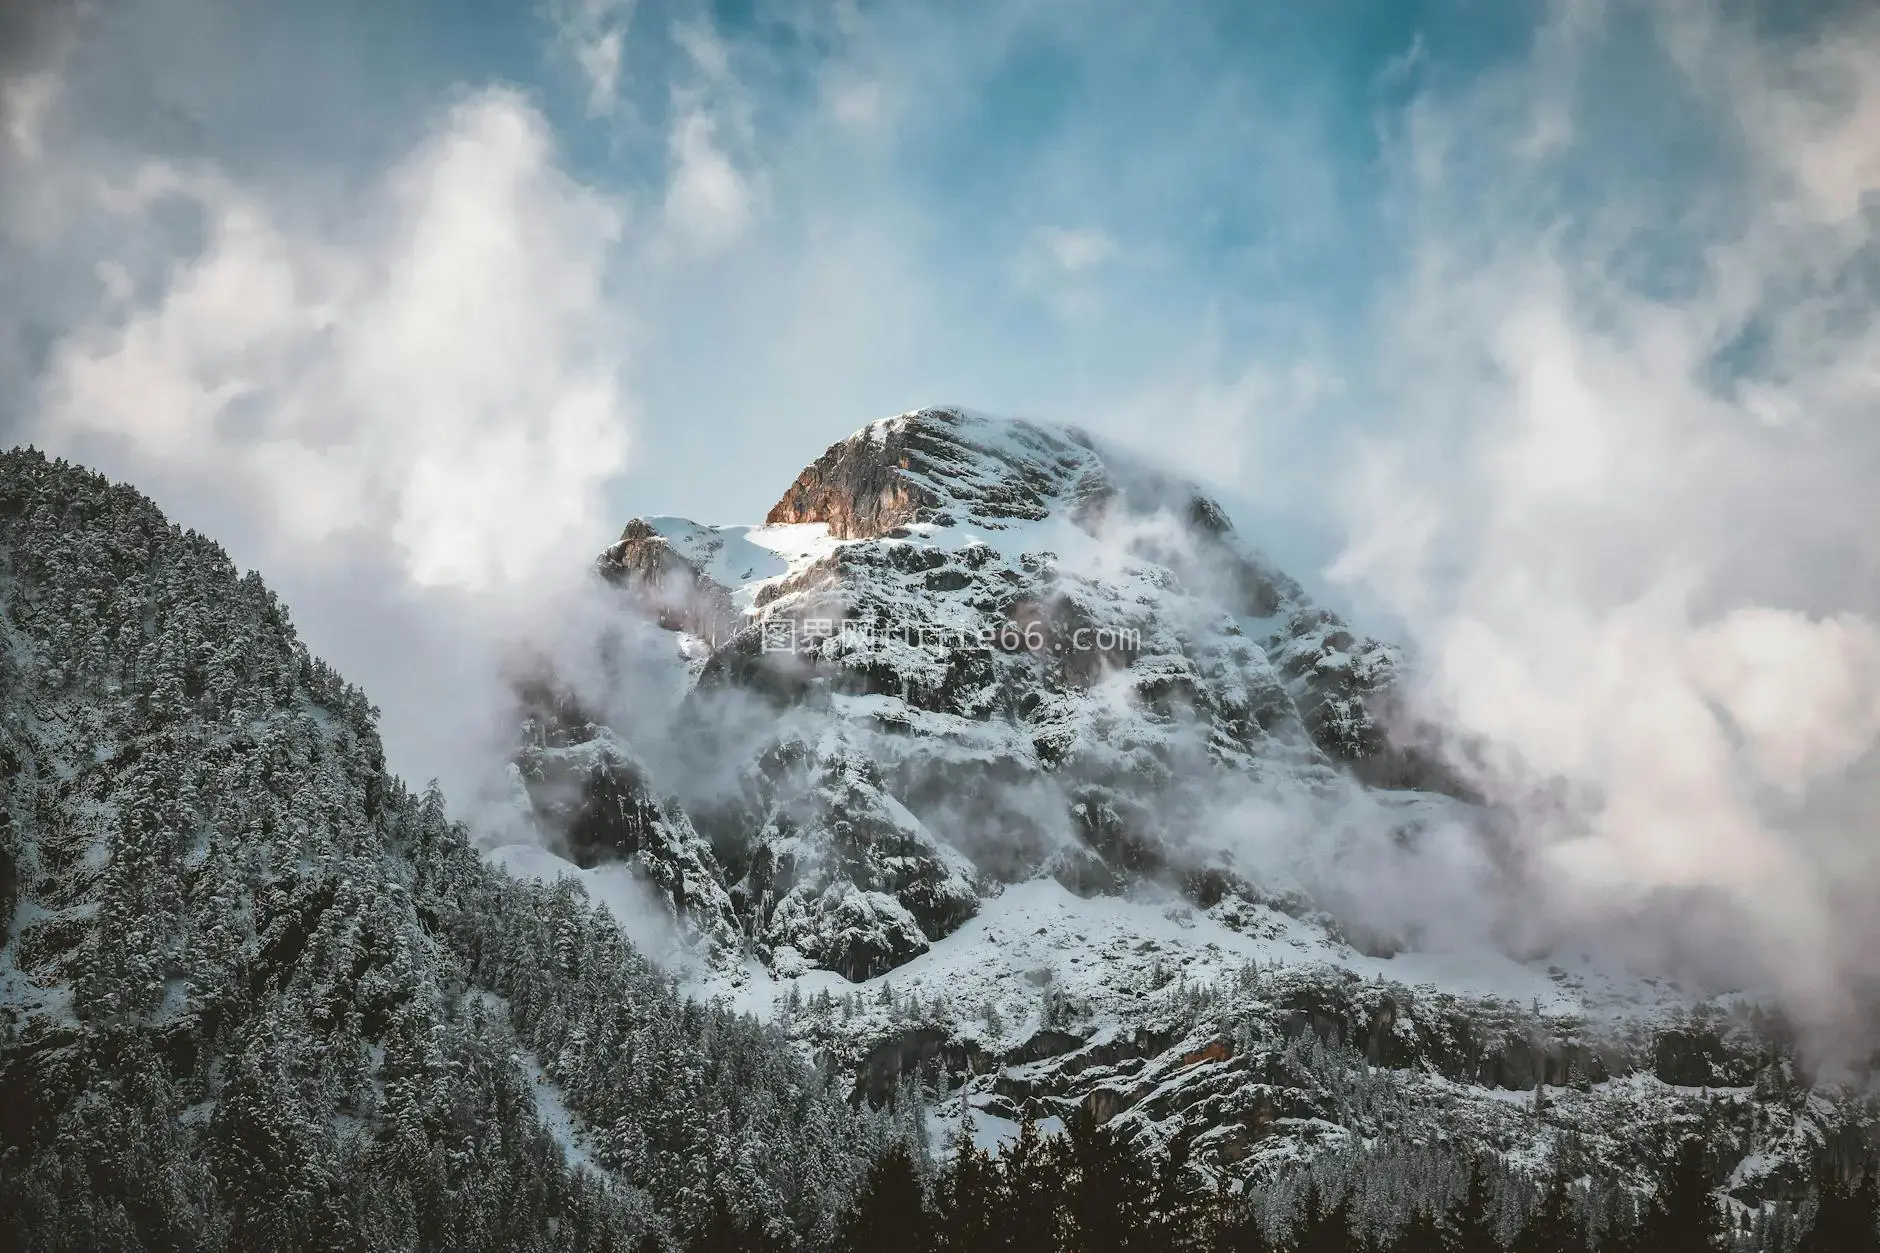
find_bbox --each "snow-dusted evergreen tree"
[1639,1137,1727,1253]
[1796,1162,1880,1253]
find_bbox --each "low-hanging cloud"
[34,89,629,595]
[1329,0,1880,1042]
[5,57,642,804]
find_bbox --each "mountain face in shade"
[0,450,883,1252]
[501,407,1868,1210]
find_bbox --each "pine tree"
[1444,1157,1501,1253]
[1062,1108,1154,1253]
[1293,1181,1361,1253]
[1001,1111,1063,1253]
[1393,1207,1445,1253]
[1798,1164,1880,1253]
[935,1116,1000,1253]
[1858,1169,1880,1253]
[837,1141,932,1253]
[1638,1138,1724,1253]
[683,1197,745,1253]
[1512,1173,1582,1253]
[1214,1209,1273,1253]
[1207,1175,1271,1253]
[1149,1118,1207,1251]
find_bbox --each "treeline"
[792,1116,1880,1253]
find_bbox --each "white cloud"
[1663,0,1880,227]
[1010,226,1121,321]
[1099,347,1340,501]
[578,27,625,116]
[662,108,755,255]
[639,14,765,259]
[825,77,887,132]
[3,68,59,159]
[551,0,635,118]
[1689,609,1880,797]
[1038,226,1115,274]
[1331,0,1880,1037]
[10,82,642,806]
[35,89,631,596]
[673,18,732,86]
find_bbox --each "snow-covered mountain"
[495,407,1876,1222]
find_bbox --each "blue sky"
[0,0,1557,583]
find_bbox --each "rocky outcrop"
[757,409,1441,788]
[765,420,943,538]
[1265,606,1477,800]
[793,956,1826,1194]
[570,409,1495,980]
[733,739,980,976]
[597,518,743,643]
[770,884,932,982]
[766,408,1100,536]
[509,675,741,954]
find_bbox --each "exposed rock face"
[770,884,931,982]
[786,920,1840,1203]
[757,410,1416,771]
[738,742,980,975]
[765,419,943,538]
[765,407,1183,537]
[509,675,741,956]
[597,518,743,644]
[668,723,983,979]
[1263,606,1474,798]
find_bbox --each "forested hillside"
[0,449,886,1252]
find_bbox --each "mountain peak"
[763,405,1272,561]
[763,407,1100,538]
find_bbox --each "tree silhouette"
[1392,1207,1445,1253]
[1444,1158,1501,1253]
[1292,1181,1360,1253]
[1637,1137,1723,1253]
[683,1197,787,1253]
[836,1142,932,1253]
[1798,1162,1880,1253]
[1001,1112,1064,1253]
[1149,1118,1207,1251]
[1513,1172,1583,1253]
[1209,1197,1273,1253]
[934,1116,999,1253]
[1061,1108,1154,1253]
